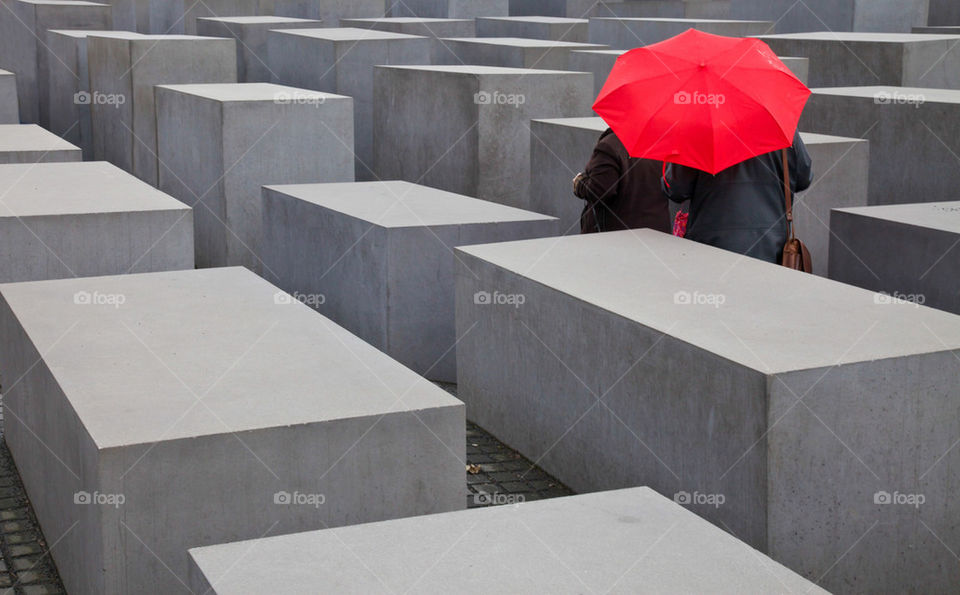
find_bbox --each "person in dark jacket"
[662,131,813,264]
[572,128,671,234]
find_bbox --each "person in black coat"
[662,131,813,264]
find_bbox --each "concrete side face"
[852,0,930,32]
[730,0,927,33]
[87,37,135,169]
[588,18,772,48]
[195,19,322,82]
[529,118,601,233]
[390,0,509,18]
[928,0,960,26]
[768,353,960,593]
[828,207,960,315]
[568,49,621,95]
[44,32,85,154]
[0,70,17,123]
[476,18,589,42]
[265,0,387,26]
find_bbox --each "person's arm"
[790,131,813,193]
[573,136,621,205]
[662,162,697,203]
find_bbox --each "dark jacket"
[573,128,671,234]
[662,132,813,264]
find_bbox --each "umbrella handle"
[781,148,795,241]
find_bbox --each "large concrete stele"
[438,37,607,69]
[588,17,773,48]
[261,181,558,383]
[268,28,431,181]
[374,64,593,209]
[0,69,17,123]
[339,17,476,62]
[388,0,508,18]
[149,0,386,32]
[86,34,237,186]
[0,161,193,283]
[196,16,322,83]
[829,201,960,315]
[0,123,81,164]
[730,0,930,33]
[455,228,960,593]
[155,83,354,272]
[476,16,589,42]
[0,266,464,595]
[188,488,829,594]
[509,0,732,18]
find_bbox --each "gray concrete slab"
[758,32,960,89]
[438,36,607,69]
[87,34,237,186]
[588,17,772,48]
[510,0,731,18]
[730,0,930,33]
[196,16,322,82]
[0,0,110,124]
[0,69,17,123]
[150,0,387,32]
[476,16,588,42]
[340,16,476,62]
[454,228,960,593]
[829,202,960,315]
[800,85,960,206]
[188,487,828,594]
[268,28,431,181]
[913,25,960,34]
[388,0,507,19]
[927,0,960,27]
[0,123,81,163]
[43,30,143,161]
[0,161,193,282]
[261,180,558,382]
[374,64,594,209]
[155,83,354,272]
[0,266,464,594]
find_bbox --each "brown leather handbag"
[780,148,812,273]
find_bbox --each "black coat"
[662,132,813,264]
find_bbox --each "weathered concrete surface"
[455,228,960,593]
[340,16,476,62]
[87,34,237,186]
[0,123,81,163]
[0,0,111,124]
[589,17,772,48]
[439,36,606,69]
[150,0,386,31]
[388,0,508,18]
[196,16,322,82]
[262,180,558,382]
[0,161,193,282]
[758,32,960,89]
[913,25,960,34]
[43,30,143,161]
[268,28,431,181]
[0,69,17,123]
[730,0,930,33]
[927,0,960,27]
[800,86,960,206]
[0,266,465,595]
[829,202,960,315]
[374,65,593,209]
[476,16,589,42]
[188,488,828,594]
[510,0,731,18]
[156,83,354,272]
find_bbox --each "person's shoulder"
[598,128,627,153]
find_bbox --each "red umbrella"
[593,29,811,175]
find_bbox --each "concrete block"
[374,65,594,209]
[0,266,464,595]
[196,16,322,82]
[0,161,193,282]
[758,32,960,89]
[438,37,607,69]
[914,25,960,33]
[476,16,589,42]
[829,202,960,315]
[261,0,388,27]
[108,0,148,31]
[43,30,143,161]
[0,123,81,163]
[509,0,732,18]
[455,228,960,593]
[150,0,259,35]
[0,69,19,122]
[268,28,431,181]
[730,0,930,33]
[340,17,476,62]
[87,34,237,186]
[800,86,960,206]
[261,180,558,382]
[588,17,772,48]
[155,83,354,272]
[388,0,508,19]
[0,0,111,124]
[188,488,827,594]
[927,0,960,26]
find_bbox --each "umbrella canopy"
[593,29,811,175]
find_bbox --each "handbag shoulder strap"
[781,148,795,241]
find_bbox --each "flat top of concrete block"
[811,86,960,103]
[376,64,576,76]
[592,17,771,24]
[272,27,426,42]
[0,124,80,154]
[532,116,607,132]
[264,181,558,228]
[758,32,960,42]
[570,48,626,56]
[197,15,321,25]
[88,34,229,44]
[799,131,867,146]
[0,69,13,76]
[0,267,462,448]
[456,229,960,373]
[477,16,588,24]
[0,161,189,217]
[47,29,142,39]
[188,487,828,594]
[156,82,349,103]
[17,0,107,5]
[834,202,960,234]
[444,37,605,49]
[343,17,473,25]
